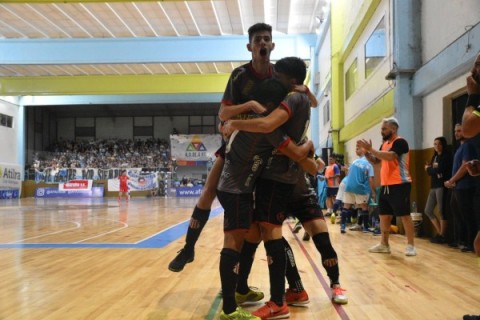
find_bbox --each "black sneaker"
[430,235,446,244]
[302,232,311,241]
[448,242,459,248]
[168,248,194,272]
[463,315,480,320]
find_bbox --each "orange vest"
[325,164,340,187]
[380,136,412,186]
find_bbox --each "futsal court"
[0,197,478,319]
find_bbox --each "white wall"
[318,28,332,92]
[422,73,468,148]
[421,0,480,62]
[0,98,20,164]
[344,122,382,165]
[343,0,392,125]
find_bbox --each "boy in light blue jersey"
[341,146,376,233]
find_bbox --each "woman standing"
[425,137,452,243]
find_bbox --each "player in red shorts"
[118,170,130,203]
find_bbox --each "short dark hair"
[252,78,288,113]
[274,57,307,84]
[248,23,272,43]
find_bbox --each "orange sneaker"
[285,288,309,306]
[252,301,289,320]
[331,285,348,304]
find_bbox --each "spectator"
[424,136,452,244]
[357,117,417,257]
[444,124,477,252]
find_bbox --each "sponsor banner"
[0,162,22,193]
[0,189,20,199]
[35,186,104,198]
[170,134,222,162]
[176,186,203,197]
[34,167,151,184]
[59,180,93,191]
[108,171,158,192]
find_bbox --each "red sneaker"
[285,288,309,306]
[252,301,289,320]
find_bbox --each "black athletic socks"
[237,240,260,294]
[184,206,210,252]
[265,239,286,306]
[220,248,240,314]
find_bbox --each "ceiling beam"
[0,34,316,65]
[1,0,208,3]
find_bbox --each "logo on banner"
[185,135,207,158]
[0,166,21,180]
[59,180,92,191]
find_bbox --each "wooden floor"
[0,197,479,320]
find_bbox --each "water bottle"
[412,201,417,213]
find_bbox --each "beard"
[382,132,393,141]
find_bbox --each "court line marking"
[287,222,350,320]
[74,221,128,243]
[0,206,223,249]
[9,221,81,243]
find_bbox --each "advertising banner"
[59,180,93,191]
[170,134,222,163]
[0,189,20,199]
[35,186,104,198]
[176,185,203,197]
[0,162,22,196]
[108,171,158,192]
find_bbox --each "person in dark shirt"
[424,136,452,244]
[462,52,480,257]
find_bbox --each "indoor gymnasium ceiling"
[0,0,327,78]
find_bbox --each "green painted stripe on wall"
[340,89,394,142]
[0,73,230,96]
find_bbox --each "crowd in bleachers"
[31,138,171,170]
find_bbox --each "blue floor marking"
[0,207,223,249]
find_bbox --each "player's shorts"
[327,187,339,198]
[254,178,296,226]
[286,194,325,224]
[378,183,411,216]
[343,192,369,205]
[120,186,128,193]
[216,189,254,231]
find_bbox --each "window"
[365,17,386,78]
[0,113,13,128]
[188,115,218,134]
[323,101,330,125]
[345,59,358,100]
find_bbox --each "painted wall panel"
[96,117,133,139]
[421,0,480,62]
[0,99,19,164]
[342,1,391,125]
[422,73,467,148]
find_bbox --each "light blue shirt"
[344,156,374,195]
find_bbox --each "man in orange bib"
[357,117,417,256]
